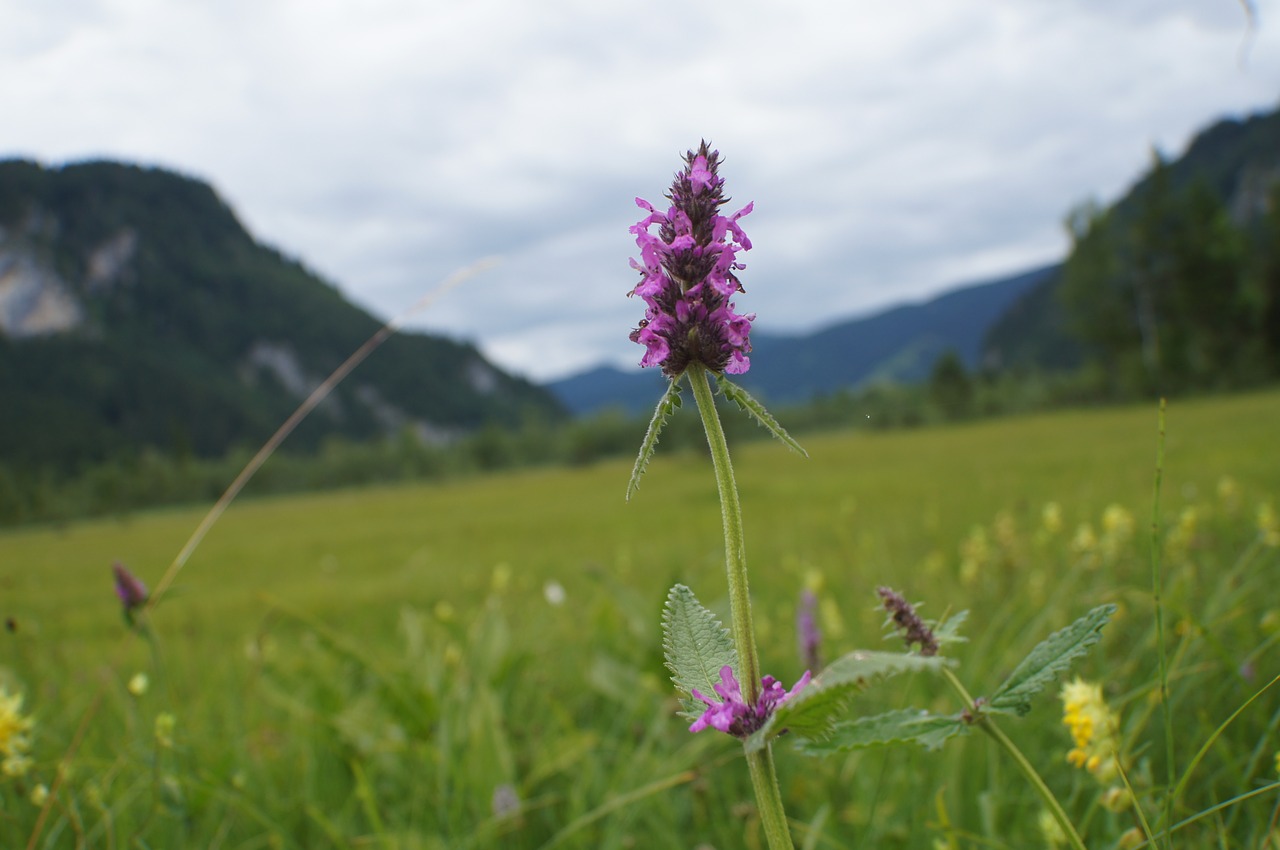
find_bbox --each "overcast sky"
[3,1,1277,381]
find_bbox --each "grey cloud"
[2,1,1276,381]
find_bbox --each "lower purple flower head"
[689,665,811,738]
[797,589,822,670]
[112,561,148,612]
[628,141,755,378]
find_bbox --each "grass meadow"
[2,389,1279,848]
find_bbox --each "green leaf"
[987,604,1118,716]
[715,377,807,457]
[793,708,969,755]
[933,610,970,649]
[744,650,949,753]
[626,378,683,501]
[661,584,737,720]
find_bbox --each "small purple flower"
[797,589,822,670]
[877,586,938,657]
[689,665,811,738]
[112,561,148,613]
[628,141,755,378]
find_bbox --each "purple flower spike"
[797,589,822,670]
[628,142,756,378]
[689,665,811,738]
[112,561,149,612]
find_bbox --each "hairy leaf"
[744,650,949,753]
[626,378,683,501]
[988,604,1118,716]
[661,584,737,720]
[716,377,807,457]
[794,708,969,755]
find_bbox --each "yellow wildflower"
[1101,785,1133,812]
[1041,502,1063,536]
[1118,827,1145,850]
[490,563,511,594]
[1071,522,1099,569]
[1165,507,1198,562]
[128,672,149,697]
[1061,678,1121,781]
[433,600,455,623]
[1101,504,1134,562]
[959,525,989,585]
[1038,808,1068,848]
[1217,476,1239,512]
[154,712,176,749]
[30,782,49,807]
[1258,502,1280,547]
[0,687,34,778]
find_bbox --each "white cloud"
[1,0,1276,380]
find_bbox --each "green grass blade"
[1168,671,1280,810]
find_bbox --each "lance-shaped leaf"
[987,604,1118,717]
[662,584,738,720]
[744,650,949,753]
[794,708,969,755]
[626,378,683,501]
[716,377,807,457]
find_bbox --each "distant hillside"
[553,103,1280,416]
[548,266,1053,416]
[0,159,564,470]
[982,105,1280,374]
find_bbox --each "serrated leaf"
[933,610,970,648]
[626,378,683,501]
[793,708,969,755]
[987,604,1118,716]
[744,650,949,753]
[661,584,737,720]
[715,377,807,457]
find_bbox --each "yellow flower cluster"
[958,524,990,585]
[1061,678,1121,781]
[1041,502,1064,536]
[1,687,34,779]
[1100,504,1134,562]
[1258,502,1280,548]
[1164,506,1199,562]
[154,712,177,749]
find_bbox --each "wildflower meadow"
[2,146,1279,848]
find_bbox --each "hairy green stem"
[688,365,761,700]
[941,667,1087,850]
[688,364,794,850]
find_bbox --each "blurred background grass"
[2,390,1278,847]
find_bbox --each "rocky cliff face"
[0,219,86,338]
[0,159,563,469]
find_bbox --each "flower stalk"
[688,363,794,850]
[940,667,1087,850]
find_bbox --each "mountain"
[552,103,1280,417]
[0,159,564,471]
[548,265,1054,416]
[981,104,1280,373]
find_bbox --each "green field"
[3,390,1279,848]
